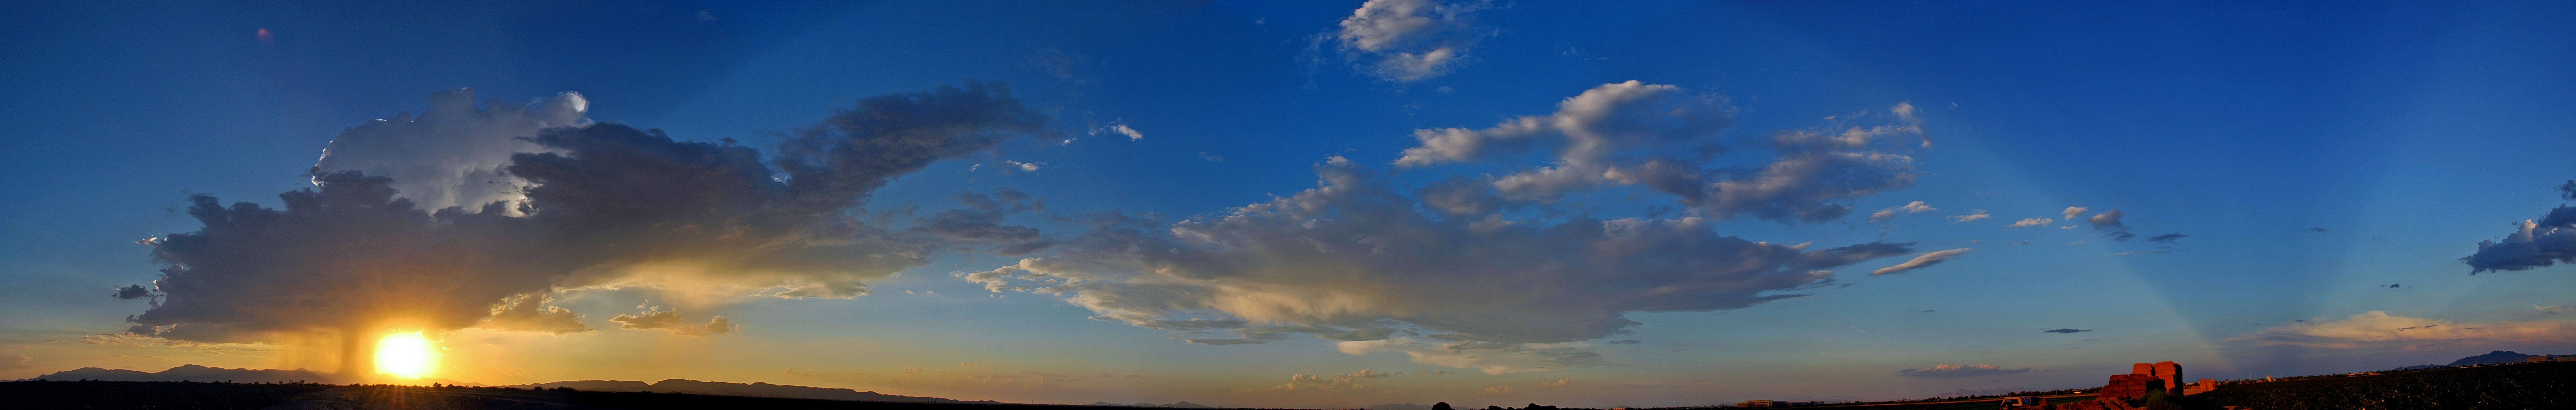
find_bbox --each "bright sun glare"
[374,331,436,379]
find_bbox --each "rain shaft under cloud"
[124,83,1049,347]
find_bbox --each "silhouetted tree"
[1433,402,1452,410]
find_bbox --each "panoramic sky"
[6,0,2576,407]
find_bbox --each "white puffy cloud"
[1871,248,1972,275]
[1334,0,1492,82]
[2005,218,2053,228]
[1394,82,1923,223]
[2060,206,2088,221]
[474,293,592,334]
[1870,201,1936,223]
[2228,311,2576,349]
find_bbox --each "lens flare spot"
[374,331,435,379]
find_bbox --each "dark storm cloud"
[123,82,1049,344]
[112,284,151,299]
[914,190,1053,255]
[2464,205,2576,273]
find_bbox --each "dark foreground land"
[0,382,1313,410]
[9,361,2575,410]
[2186,360,2576,410]
[1769,360,2576,410]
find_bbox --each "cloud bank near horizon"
[121,83,1050,345]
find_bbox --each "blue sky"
[6,0,2576,407]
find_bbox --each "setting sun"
[373,331,436,379]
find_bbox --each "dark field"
[0,382,1317,410]
[9,362,2575,410]
[2188,360,2576,410]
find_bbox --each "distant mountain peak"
[16,364,341,384]
[506,378,995,404]
[2448,350,2547,367]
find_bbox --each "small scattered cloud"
[2060,206,2088,221]
[1269,369,1395,391]
[0,353,31,370]
[610,308,738,336]
[2146,233,2187,244]
[2004,240,2032,246]
[2005,218,2053,229]
[1199,152,1225,162]
[1028,48,1098,84]
[1091,121,1144,141]
[2308,227,2329,232]
[1948,210,1992,223]
[113,284,151,299]
[693,10,717,21]
[2538,306,2566,314]
[2382,283,2402,289]
[2086,209,2136,241]
[2043,328,2092,333]
[1332,0,1494,82]
[1870,201,1937,223]
[1872,248,1973,275]
[474,293,593,334]
[1005,160,1043,172]
[1896,364,2030,379]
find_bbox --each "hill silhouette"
[2448,350,2546,367]
[505,378,996,403]
[1089,401,1213,408]
[18,364,342,384]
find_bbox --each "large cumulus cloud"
[125,82,1048,347]
[312,88,588,213]
[2464,204,2576,273]
[965,161,1908,346]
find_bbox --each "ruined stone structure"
[2098,361,2186,401]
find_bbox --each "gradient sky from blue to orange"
[6,0,2576,407]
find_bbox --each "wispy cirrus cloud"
[1896,364,2030,378]
[2228,311,2576,349]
